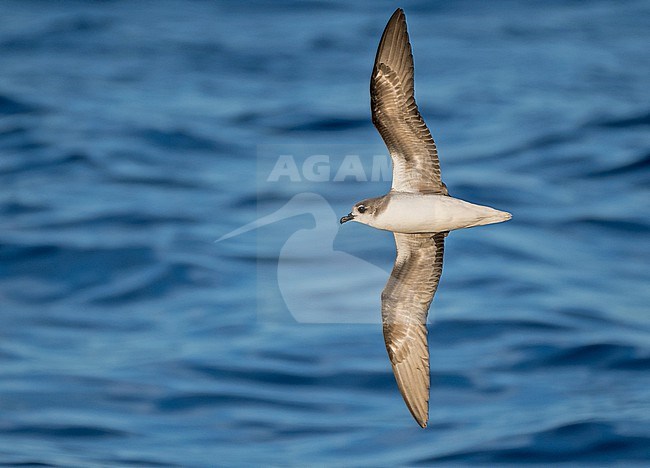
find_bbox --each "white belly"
[369,193,511,234]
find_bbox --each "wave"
[594,110,650,129]
[276,116,370,133]
[563,217,650,234]
[513,342,646,370]
[421,421,650,463]
[0,94,40,115]
[4,424,128,439]
[133,127,234,154]
[588,151,650,179]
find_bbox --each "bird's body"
[352,192,511,234]
[339,8,511,428]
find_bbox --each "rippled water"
[1,0,649,466]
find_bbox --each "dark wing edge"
[371,9,447,195]
[373,9,415,102]
[381,232,445,428]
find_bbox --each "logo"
[217,144,394,323]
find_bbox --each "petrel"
[340,9,511,428]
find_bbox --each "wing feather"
[381,232,445,427]
[371,9,447,195]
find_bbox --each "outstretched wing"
[371,8,447,195]
[381,232,445,427]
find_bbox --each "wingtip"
[411,406,429,428]
[389,8,406,24]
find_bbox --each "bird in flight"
[340,8,511,428]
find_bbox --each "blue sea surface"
[1,0,649,466]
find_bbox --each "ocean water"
[1,0,649,466]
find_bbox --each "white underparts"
[364,193,511,233]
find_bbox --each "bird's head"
[340,197,383,226]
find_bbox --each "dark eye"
[357,205,366,213]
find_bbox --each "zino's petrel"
[340,9,511,428]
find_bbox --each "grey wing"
[381,232,445,428]
[371,9,447,195]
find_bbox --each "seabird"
[340,9,511,428]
